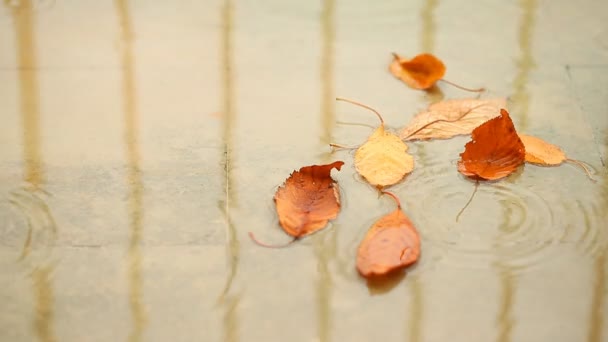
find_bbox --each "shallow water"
[0,0,607,341]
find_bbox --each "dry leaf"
[458,109,525,180]
[400,98,506,141]
[355,126,414,188]
[357,191,420,278]
[335,98,414,188]
[274,161,344,237]
[389,53,445,90]
[519,134,595,180]
[519,134,566,165]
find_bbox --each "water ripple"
[400,159,607,273]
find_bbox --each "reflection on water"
[588,253,605,342]
[406,276,423,342]
[588,170,608,342]
[114,0,147,340]
[511,0,537,130]
[7,1,58,341]
[218,0,240,341]
[315,1,337,340]
[420,0,437,53]
[496,269,515,342]
[32,265,57,342]
[11,0,43,186]
[420,0,443,104]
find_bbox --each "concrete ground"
[0,0,607,341]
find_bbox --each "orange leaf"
[356,192,420,278]
[457,109,525,180]
[274,161,344,238]
[389,53,446,90]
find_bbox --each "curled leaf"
[400,98,506,141]
[389,53,445,90]
[457,109,525,180]
[274,161,344,237]
[356,192,420,278]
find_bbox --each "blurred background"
[0,0,607,341]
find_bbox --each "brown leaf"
[389,53,446,90]
[457,109,525,180]
[400,98,506,141]
[274,161,344,238]
[356,192,420,278]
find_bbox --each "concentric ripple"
[0,185,57,272]
[400,159,608,274]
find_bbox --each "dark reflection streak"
[496,270,515,342]
[407,277,422,342]
[403,2,438,340]
[10,1,57,341]
[219,0,240,341]
[114,1,146,341]
[588,253,605,342]
[33,266,56,342]
[420,0,437,53]
[316,1,336,341]
[511,0,537,131]
[320,0,335,145]
[589,168,607,342]
[12,0,42,187]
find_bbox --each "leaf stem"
[381,190,402,209]
[336,97,385,126]
[565,158,596,182]
[439,79,486,93]
[329,143,358,150]
[248,231,298,248]
[456,180,479,222]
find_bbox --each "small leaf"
[520,134,595,180]
[519,134,566,165]
[357,191,420,278]
[355,126,414,188]
[335,98,414,188]
[400,98,506,141]
[457,109,525,180]
[389,53,445,90]
[274,161,344,237]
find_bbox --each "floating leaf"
[520,134,566,165]
[520,134,595,180]
[249,161,344,248]
[457,109,525,180]
[356,191,420,278]
[400,98,506,141]
[389,53,445,90]
[336,98,414,188]
[389,53,485,92]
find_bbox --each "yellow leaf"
[400,98,506,141]
[519,134,595,181]
[519,134,566,165]
[355,126,414,188]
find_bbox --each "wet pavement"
[0,0,607,341]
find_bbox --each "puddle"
[0,0,607,341]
